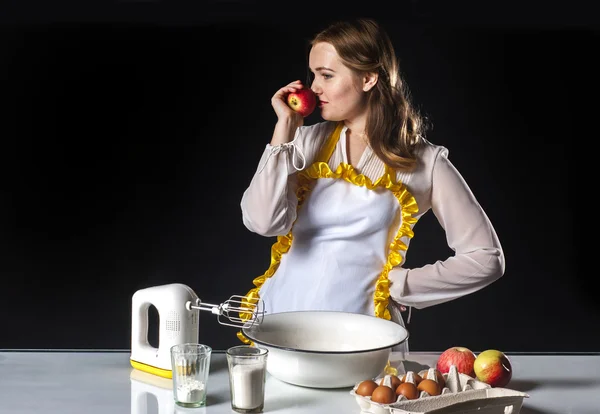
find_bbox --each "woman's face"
[309,42,368,123]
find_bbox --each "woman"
[238,18,504,351]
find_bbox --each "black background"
[1,0,598,352]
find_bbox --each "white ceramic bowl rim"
[242,310,409,354]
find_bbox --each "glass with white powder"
[226,345,268,413]
[170,343,212,408]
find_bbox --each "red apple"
[436,346,477,377]
[474,349,512,388]
[286,88,316,117]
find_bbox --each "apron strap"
[383,163,396,180]
[315,122,344,163]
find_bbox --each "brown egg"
[380,375,402,390]
[371,385,397,404]
[355,379,378,397]
[417,379,441,396]
[422,369,446,389]
[401,372,422,385]
[395,382,419,400]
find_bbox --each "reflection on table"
[130,369,207,414]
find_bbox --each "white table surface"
[0,351,598,414]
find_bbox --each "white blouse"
[240,121,505,311]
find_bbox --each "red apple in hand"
[436,346,477,377]
[286,88,316,117]
[474,349,512,388]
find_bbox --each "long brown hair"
[310,18,426,171]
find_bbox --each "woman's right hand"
[271,80,305,128]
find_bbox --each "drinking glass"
[226,345,269,413]
[170,343,212,408]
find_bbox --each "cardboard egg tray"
[350,366,529,414]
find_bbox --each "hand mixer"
[130,283,265,378]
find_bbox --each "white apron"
[243,122,417,354]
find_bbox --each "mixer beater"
[187,294,266,329]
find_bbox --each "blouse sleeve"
[241,123,329,237]
[389,149,505,309]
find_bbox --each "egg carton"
[350,366,529,414]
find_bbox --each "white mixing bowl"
[242,310,409,388]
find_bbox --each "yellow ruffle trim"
[236,233,294,345]
[237,160,419,344]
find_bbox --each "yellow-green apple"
[436,346,477,377]
[474,349,512,388]
[286,88,316,117]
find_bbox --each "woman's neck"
[344,116,368,144]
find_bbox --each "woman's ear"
[363,72,379,92]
